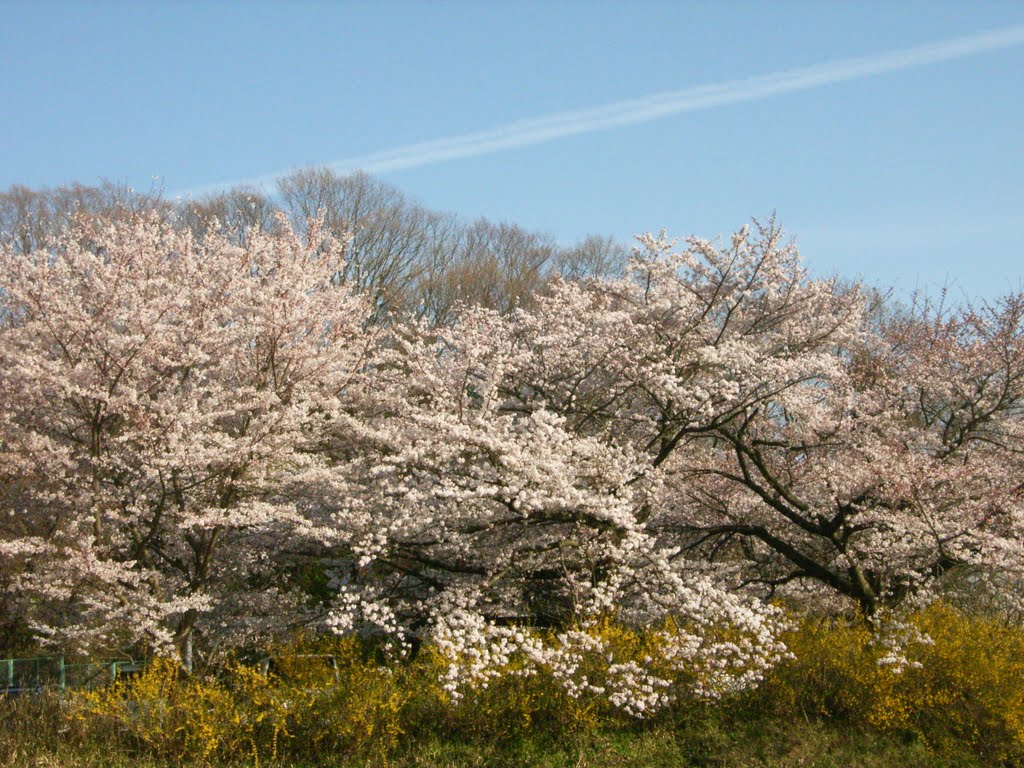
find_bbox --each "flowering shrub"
[75,658,245,761]
[69,620,783,761]
[73,642,409,764]
[761,603,1024,763]
[56,608,1024,765]
[432,611,789,718]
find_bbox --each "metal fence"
[1,656,144,694]
[1,652,339,695]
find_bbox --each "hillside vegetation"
[2,178,1022,765]
[2,604,1023,767]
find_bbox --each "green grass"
[0,697,989,768]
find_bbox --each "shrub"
[71,639,412,765]
[761,602,1024,763]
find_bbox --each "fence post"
[58,656,66,691]
[5,658,12,690]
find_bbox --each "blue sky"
[2,1,1022,300]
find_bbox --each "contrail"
[177,24,1024,198]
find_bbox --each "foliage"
[0,609,1019,767]
[72,642,410,764]
[760,603,1024,764]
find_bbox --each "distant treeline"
[0,170,629,325]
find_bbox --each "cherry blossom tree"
[0,213,376,663]
[416,219,1024,618]
[314,302,789,707]
[327,216,1023,623]
[630,239,1024,615]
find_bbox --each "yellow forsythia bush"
[761,602,1024,764]
[273,636,410,761]
[910,604,1024,762]
[72,638,413,764]
[66,607,1024,765]
[74,658,248,761]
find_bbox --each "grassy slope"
[6,603,1020,767]
[3,715,985,768]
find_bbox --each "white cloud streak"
[177,24,1024,198]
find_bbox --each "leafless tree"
[0,180,170,254]
[179,187,281,245]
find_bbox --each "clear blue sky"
[2,1,1022,300]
